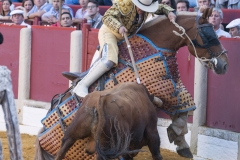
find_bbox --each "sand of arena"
[0,131,189,160]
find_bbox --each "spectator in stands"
[15,0,34,17]
[22,0,34,12]
[159,0,176,9]
[41,0,73,23]
[97,0,112,6]
[65,0,79,5]
[226,18,240,38]
[194,0,211,12]
[228,0,240,9]
[84,0,102,29]
[26,0,52,19]
[60,12,73,27]
[0,0,12,20]
[208,8,231,38]
[216,0,240,9]
[50,8,70,26]
[10,9,31,28]
[74,0,89,23]
[176,0,189,11]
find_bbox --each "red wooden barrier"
[206,38,240,132]
[30,26,75,102]
[0,25,24,98]
[82,23,99,71]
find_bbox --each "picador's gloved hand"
[168,12,176,22]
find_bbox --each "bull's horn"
[153,96,163,107]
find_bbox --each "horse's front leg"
[167,111,193,158]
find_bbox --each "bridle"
[171,16,227,68]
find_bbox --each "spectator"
[84,0,102,29]
[74,0,89,23]
[50,8,70,26]
[194,0,210,12]
[0,0,12,20]
[188,0,197,7]
[226,18,240,38]
[98,0,112,6]
[26,0,52,19]
[60,12,73,27]
[15,0,34,17]
[176,0,189,11]
[65,0,79,5]
[10,10,31,28]
[159,0,176,9]
[41,0,73,23]
[208,8,231,38]
[215,0,228,8]
[216,0,240,9]
[22,0,34,12]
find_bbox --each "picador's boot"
[73,60,111,97]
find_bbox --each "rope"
[170,20,224,67]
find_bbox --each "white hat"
[132,0,159,12]
[226,18,240,28]
[10,10,24,16]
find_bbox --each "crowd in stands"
[0,0,239,38]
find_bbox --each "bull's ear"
[199,8,210,24]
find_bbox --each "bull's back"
[99,82,157,129]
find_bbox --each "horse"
[55,82,162,160]
[35,8,229,160]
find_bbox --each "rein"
[170,20,225,67]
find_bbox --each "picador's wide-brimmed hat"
[132,0,159,12]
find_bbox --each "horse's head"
[187,8,228,74]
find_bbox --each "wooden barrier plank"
[206,38,240,132]
[30,26,75,102]
[0,25,24,98]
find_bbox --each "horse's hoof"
[167,124,178,143]
[177,148,193,158]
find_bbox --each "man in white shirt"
[41,0,73,23]
[176,0,189,12]
[208,8,231,38]
[226,18,240,38]
[74,0,89,23]
[27,0,52,19]
[84,0,103,29]
[10,10,31,28]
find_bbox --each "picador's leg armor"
[73,44,114,98]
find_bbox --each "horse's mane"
[141,12,198,31]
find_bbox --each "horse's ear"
[208,7,213,17]
[199,8,210,24]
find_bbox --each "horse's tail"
[95,95,140,160]
[34,127,54,160]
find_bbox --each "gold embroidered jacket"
[102,0,174,34]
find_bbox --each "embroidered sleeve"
[102,3,122,34]
[154,4,175,16]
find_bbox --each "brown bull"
[55,82,162,160]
